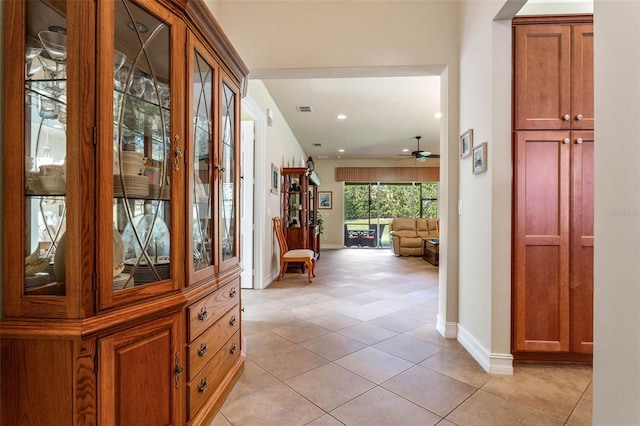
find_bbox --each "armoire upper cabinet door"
[514,24,572,130]
[188,35,218,285]
[572,24,594,130]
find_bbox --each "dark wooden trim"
[512,14,593,26]
[513,351,592,364]
[335,167,439,182]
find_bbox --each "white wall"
[593,1,640,422]
[456,0,513,373]
[216,0,462,342]
[246,80,307,288]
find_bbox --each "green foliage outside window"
[344,183,438,221]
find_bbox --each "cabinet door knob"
[174,352,184,388]
[563,114,571,121]
[563,138,570,144]
[576,114,583,121]
[576,138,583,144]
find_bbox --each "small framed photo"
[271,163,279,194]
[472,142,488,174]
[318,191,332,209]
[460,129,473,159]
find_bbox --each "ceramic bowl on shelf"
[120,161,144,176]
[39,164,65,176]
[39,175,66,193]
[120,151,146,163]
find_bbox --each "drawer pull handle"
[198,307,208,321]
[197,378,208,394]
[229,315,237,327]
[229,288,237,298]
[230,343,237,355]
[198,343,208,357]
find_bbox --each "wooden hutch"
[1,0,248,424]
[281,167,321,259]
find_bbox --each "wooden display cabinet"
[281,167,321,258]
[1,0,248,424]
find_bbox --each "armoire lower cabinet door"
[98,313,182,425]
[514,130,571,353]
[571,131,594,354]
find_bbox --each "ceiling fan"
[397,136,440,162]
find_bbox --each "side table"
[423,239,439,266]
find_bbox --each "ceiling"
[256,73,441,162]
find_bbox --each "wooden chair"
[273,217,316,283]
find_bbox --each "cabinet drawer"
[187,331,241,420]
[187,304,240,380]
[187,280,239,342]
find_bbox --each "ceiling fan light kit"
[397,136,440,161]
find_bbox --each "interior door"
[240,120,254,289]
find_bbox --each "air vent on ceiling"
[296,106,313,113]
[313,143,322,147]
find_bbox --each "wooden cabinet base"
[513,351,592,364]
[188,357,244,426]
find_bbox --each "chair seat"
[284,249,315,259]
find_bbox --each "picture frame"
[472,142,488,174]
[270,163,279,194]
[318,191,332,209]
[460,129,473,159]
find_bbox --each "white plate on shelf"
[121,213,170,259]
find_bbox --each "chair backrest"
[273,217,289,256]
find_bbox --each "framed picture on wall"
[271,163,279,194]
[472,142,488,174]
[460,129,473,158]
[319,191,332,209]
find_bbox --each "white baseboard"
[457,324,513,375]
[322,244,346,249]
[437,314,458,339]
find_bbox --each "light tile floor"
[211,249,592,426]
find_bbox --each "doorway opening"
[343,182,438,248]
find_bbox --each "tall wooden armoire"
[512,15,594,363]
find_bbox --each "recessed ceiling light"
[434,112,442,119]
[402,148,409,152]
[338,149,345,153]
[336,114,347,120]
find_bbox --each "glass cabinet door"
[107,0,176,298]
[22,1,69,295]
[219,78,240,270]
[189,46,215,282]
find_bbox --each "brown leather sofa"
[389,217,439,256]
